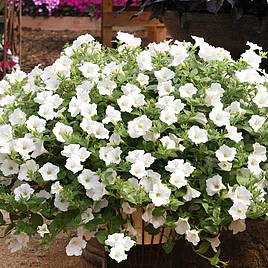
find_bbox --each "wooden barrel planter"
[162,11,268,59]
[83,209,174,268]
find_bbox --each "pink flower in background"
[25,0,139,16]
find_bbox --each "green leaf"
[96,230,109,245]
[30,213,43,228]
[210,250,221,266]
[144,224,160,235]
[196,241,210,255]
[152,207,165,217]
[162,239,175,254]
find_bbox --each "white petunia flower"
[14,183,34,201]
[209,107,230,127]
[121,83,141,95]
[80,103,97,119]
[26,115,46,133]
[97,78,117,96]
[9,108,26,126]
[109,133,121,146]
[127,115,152,138]
[117,32,141,48]
[228,219,246,235]
[122,202,136,214]
[65,156,84,173]
[39,163,59,181]
[66,237,87,256]
[13,138,36,160]
[78,169,100,190]
[0,159,19,176]
[86,183,106,201]
[207,235,221,253]
[139,170,161,193]
[37,224,50,237]
[142,203,166,229]
[18,160,39,181]
[79,62,100,81]
[225,101,246,117]
[241,49,262,69]
[228,202,248,221]
[121,236,135,251]
[179,83,198,98]
[215,145,236,162]
[183,185,201,202]
[160,136,176,149]
[53,122,73,142]
[249,115,265,132]
[157,81,174,96]
[137,73,149,86]
[192,112,208,125]
[235,69,264,84]
[225,125,243,143]
[51,181,63,195]
[170,171,187,189]
[175,217,190,235]
[252,143,267,162]
[54,193,70,211]
[136,51,153,71]
[36,190,51,199]
[187,126,208,144]
[160,108,177,125]
[81,208,94,223]
[253,91,268,108]
[169,42,188,66]
[117,95,134,113]
[154,67,175,82]
[38,104,57,121]
[109,245,128,263]
[102,105,122,124]
[247,154,263,176]
[229,186,251,206]
[218,161,232,171]
[192,36,231,62]
[149,183,171,206]
[130,161,147,179]
[206,175,226,196]
[99,146,122,165]
[105,233,124,247]
[185,229,200,246]
[205,83,224,107]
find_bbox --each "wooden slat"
[102,12,163,27]
[101,0,166,47]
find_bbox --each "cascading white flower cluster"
[0,31,268,265]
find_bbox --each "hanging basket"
[83,209,174,268]
[122,208,171,245]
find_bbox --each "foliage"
[123,0,268,21]
[0,32,268,265]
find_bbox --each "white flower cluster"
[105,233,135,263]
[0,32,268,264]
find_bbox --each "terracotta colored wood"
[121,209,171,245]
[101,0,166,46]
[22,16,101,32]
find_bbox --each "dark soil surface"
[21,28,89,72]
